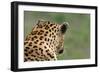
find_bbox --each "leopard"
[24,20,68,62]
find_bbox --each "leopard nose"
[58,49,64,54]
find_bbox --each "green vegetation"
[24,11,90,60]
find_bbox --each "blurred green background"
[24,11,90,60]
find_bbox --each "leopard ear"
[60,22,69,34]
[37,19,50,24]
[37,19,45,24]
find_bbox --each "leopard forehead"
[35,20,59,31]
[30,20,60,39]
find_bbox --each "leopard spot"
[53,26,56,28]
[44,46,47,49]
[28,57,31,60]
[49,29,51,32]
[29,50,33,54]
[39,36,43,40]
[45,38,47,41]
[39,42,44,45]
[52,33,54,35]
[38,30,44,35]
[50,24,53,27]
[24,49,28,52]
[45,25,49,30]
[33,46,37,48]
[34,40,39,44]
[28,42,32,46]
[24,58,28,62]
[25,53,28,56]
[44,33,47,36]
[49,34,51,37]
[31,55,36,57]
[24,42,28,45]
[35,58,39,61]
[54,30,56,32]
[25,47,30,49]
[46,43,48,45]
[45,31,48,34]
[47,53,54,58]
[45,49,49,52]
[31,36,37,40]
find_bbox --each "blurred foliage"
[24,11,90,60]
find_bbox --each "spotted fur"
[24,20,68,62]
